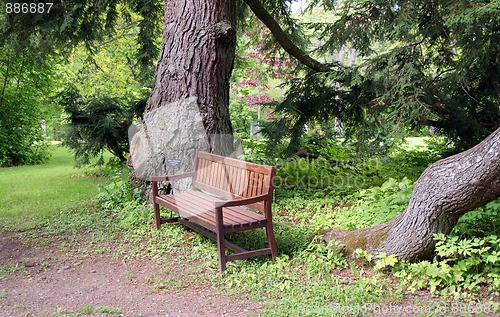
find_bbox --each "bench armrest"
[213,194,269,208]
[151,171,195,182]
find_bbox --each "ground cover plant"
[1,141,498,316]
[96,135,500,316]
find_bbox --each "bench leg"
[266,222,278,261]
[153,203,161,229]
[217,230,227,273]
[215,206,227,273]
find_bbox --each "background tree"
[58,85,145,165]
[57,27,151,165]
[268,0,500,153]
[0,38,54,166]
[230,28,294,139]
[1,0,162,166]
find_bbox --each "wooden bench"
[151,150,278,273]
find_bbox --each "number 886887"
[5,3,53,14]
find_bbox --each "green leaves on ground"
[395,234,500,297]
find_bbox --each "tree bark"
[323,127,500,261]
[147,0,236,143]
[129,0,237,183]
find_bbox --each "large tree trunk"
[129,0,237,182]
[323,127,500,261]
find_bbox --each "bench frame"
[151,150,278,273]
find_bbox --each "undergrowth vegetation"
[84,136,500,316]
[4,140,497,316]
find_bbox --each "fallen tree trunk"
[323,127,500,261]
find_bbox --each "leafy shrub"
[229,99,258,139]
[0,72,51,167]
[302,134,353,161]
[95,171,150,230]
[272,176,414,235]
[58,85,146,165]
[394,234,500,297]
[239,138,277,165]
[452,199,500,238]
[378,136,449,181]
[274,156,378,199]
[334,178,414,230]
[79,157,129,178]
[267,134,446,200]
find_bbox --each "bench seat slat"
[184,191,267,228]
[157,191,267,231]
[188,191,266,224]
[182,191,261,227]
[157,193,226,230]
[182,192,250,227]
[155,194,217,231]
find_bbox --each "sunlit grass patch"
[0,146,106,231]
[54,305,122,316]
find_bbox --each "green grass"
[404,137,428,148]
[0,146,106,231]
[54,305,122,317]
[0,289,7,303]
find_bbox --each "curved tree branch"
[243,0,332,72]
[323,127,500,261]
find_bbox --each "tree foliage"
[0,26,54,166]
[58,85,146,165]
[1,0,161,166]
[2,0,162,78]
[57,25,151,164]
[266,0,500,153]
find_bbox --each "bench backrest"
[192,151,276,212]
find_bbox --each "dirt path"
[0,235,259,317]
[3,232,498,317]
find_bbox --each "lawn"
[0,146,106,231]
